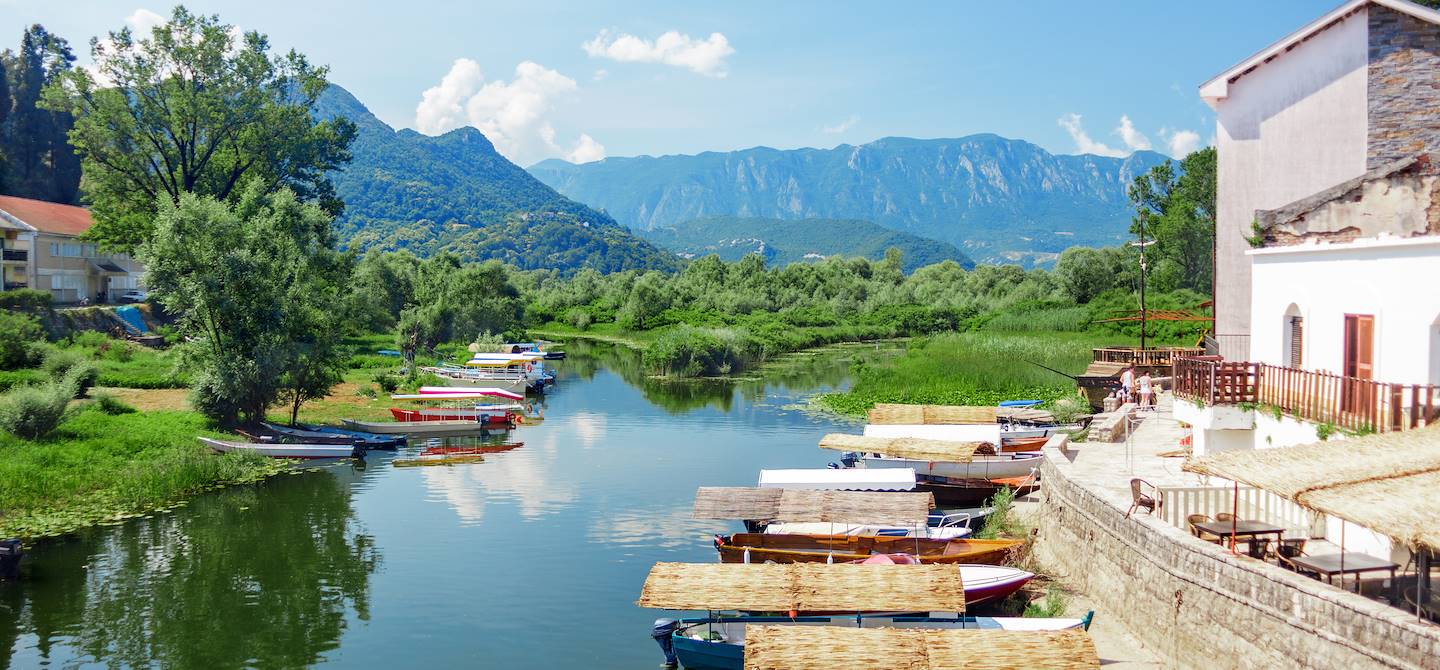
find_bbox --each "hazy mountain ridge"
[530,135,1168,265]
[315,85,679,272]
[641,216,972,272]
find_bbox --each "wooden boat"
[661,613,1092,670]
[998,435,1049,452]
[388,407,515,425]
[846,555,1033,606]
[340,418,492,435]
[759,521,971,540]
[293,423,405,449]
[200,437,362,460]
[392,453,485,467]
[916,475,1040,506]
[713,533,1023,565]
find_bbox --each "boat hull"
[859,454,1041,480]
[200,437,360,459]
[340,419,492,436]
[388,408,514,425]
[917,477,1039,506]
[714,534,1023,565]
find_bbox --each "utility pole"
[1130,211,1156,352]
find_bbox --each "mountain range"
[314,85,678,273]
[529,136,1169,265]
[641,216,972,272]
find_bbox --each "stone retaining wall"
[1034,446,1440,669]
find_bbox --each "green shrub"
[0,375,76,439]
[372,371,399,393]
[42,349,99,398]
[99,340,136,363]
[0,311,45,370]
[0,288,52,313]
[67,330,110,349]
[92,391,138,415]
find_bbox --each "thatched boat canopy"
[819,433,984,463]
[742,627,1100,670]
[692,487,934,525]
[869,404,998,425]
[1183,425,1440,551]
[636,563,967,612]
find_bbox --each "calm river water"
[1,341,900,669]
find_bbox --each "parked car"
[118,290,148,303]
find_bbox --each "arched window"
[1283,304,1303,368]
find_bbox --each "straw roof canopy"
[636,563,967,612]
[743,627,1099,670]
[820,433,983,463]
[1183,424,1440,551]
[692,487,934,525]
[869,404,997,425]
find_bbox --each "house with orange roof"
[0,195,145,304]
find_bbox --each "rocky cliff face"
[530,135,1169,264]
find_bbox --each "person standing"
[1119,365,1136,404]
[1138,371,1154,409]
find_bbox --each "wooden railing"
[1093,347,1205,367]
[1173,356,1440,433]
[1159,485,1325,539]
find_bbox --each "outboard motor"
[0,539,22,580]
[840,451,860,469]
[651,618,680,668]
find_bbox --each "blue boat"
[653,613,1093,670]
[294,423,406,449]
[998,399,1044,408]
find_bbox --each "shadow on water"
[557,338,903,415]
[0,467,378,669]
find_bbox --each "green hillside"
[641,216,972,272]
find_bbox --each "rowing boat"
[846,555,1032,606]
[293,423,405,449]
[199,437,361,459]
[713,533,1023,565]
[917,476,1040,506]
[340,418,493,435]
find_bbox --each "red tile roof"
[0,195,94,237]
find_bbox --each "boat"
[388,407,516,425]
[420,366,530,394]
[998,399,1044,408]
[853,451,1043,481]
[199,437,362,459]
[759,521,971,539]
[847,555,1033,606]
[660,613,1090,670]
[340,418,493,436]
[503,341,565,359]
[756,468,916,491]
[410,386,525,400]
[294,423,406,449]
[999,435,1049,452]
[916,475,1040,506]
[464,356,555,388]
[713,533,1024,564]
[864,422,1002,443]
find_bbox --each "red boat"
[389,407,515,425]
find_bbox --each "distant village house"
[0,195,145,304]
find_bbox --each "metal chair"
[1126,478,1161,518]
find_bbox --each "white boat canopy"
[416,386,524,400]
[757,468,916,491]
[864,423,1002,444]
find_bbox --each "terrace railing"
[1159,484,1325,539]
[1173,357,1440,433]
[1093,346,1205,367]
[2,248,27,262]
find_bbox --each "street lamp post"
[1130,212,1157,352]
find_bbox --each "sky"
[7,0,1342,167]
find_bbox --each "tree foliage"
[1126,147,1216,294]
[43,6,354,250]
[0,24,80,202]
[140,184,348,426]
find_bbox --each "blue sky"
[10,0,1340,166]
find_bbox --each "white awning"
[758,468,916,491]
[864,423,1003,443]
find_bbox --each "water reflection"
[2,469,379,669]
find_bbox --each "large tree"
[1126,147,1216,295]
[2,25,79,203]
[44,6,354,250]
[141,183,348,426]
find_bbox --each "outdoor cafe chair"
[1126,478,1161,518]
[1187,513,1221,543]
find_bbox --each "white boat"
[340,418,491,435]
[762,521,971,539]
[200,437,360,459]
[856,452,1043,480]
[756,468,916,491]
[420,366,528,393]
[863,423,1002,443]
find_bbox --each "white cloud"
[126,8,166,34]
[1162,129,1203,159]
[582,29,734,77]
[1115,115,1152,152]
[414,59,603,166]
[1057,113,1125,157]
[823,115,860,135]
[592,68,608,81]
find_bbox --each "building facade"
[0,195,145,304]
[1201,0,1440,356]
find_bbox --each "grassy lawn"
[0,405,285,539]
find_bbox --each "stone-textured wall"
[1369,5,1440,169]
[1256,154,1440,245]
[1034,447,1440,669]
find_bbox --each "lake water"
[1,341,900,669]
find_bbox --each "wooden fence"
[1173,357,1440,433]
[1159,485,1325,539]
[1093,347,1205,367]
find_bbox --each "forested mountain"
[314,85,677,272]
[641,216,972,272]
[529,136,1169,265]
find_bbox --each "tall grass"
[820,331,1105,415]
[0,407,283,538]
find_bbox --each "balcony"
[1174,356,1440,433]
[3,282,28,291]
[2,248,27,262]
